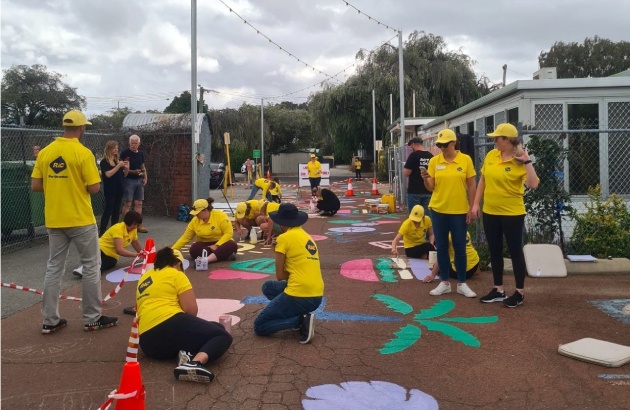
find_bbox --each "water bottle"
[249,228,257,244]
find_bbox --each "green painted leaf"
[440,316,499,324]
[417,320,481,348]
[229,258,275,274]
[375,258,397,283]
[379,324,421,354]
[413,299,455,320]
[372,294,413,315]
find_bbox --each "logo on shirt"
[305,239,317,256]
[49,156,67,174]
[457,167,463,172]
[138,276,153,294]
[505,167,511,172]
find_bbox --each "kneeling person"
[391,205,435,259]
[315,187,340,216]
[253,203,324,344]
[423,232,479,282]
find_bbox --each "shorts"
[123,178,144,201]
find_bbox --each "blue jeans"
[253,280,322,336]
[407,193,431,215]
[431,211,468,282]
[247,186,272,201]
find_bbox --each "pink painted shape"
[340,259,379,282]
[337,209,351,214]
[196,298,243,325]
[208,269,269,280]
[376,220,400,225]
[311,235,328,241]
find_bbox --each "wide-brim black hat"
[269,203,308,227]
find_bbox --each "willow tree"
[309,31,489,161]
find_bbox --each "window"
[567,103,599,194]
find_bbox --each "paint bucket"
[381,194,395,213]
[377,204,389,214]
[428,251,437,268]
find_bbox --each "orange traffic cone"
[346,178,354,197]
[114,361,146,410]
[371,177,380,195]
[144,238,156,263]
[266,169,271,180]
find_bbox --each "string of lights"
[340,0,399,33]
[216,0,344,84]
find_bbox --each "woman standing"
[306,154,322,195]
[172,198,238,262]
[354,157,362,180]
[99,141,128,236]
[472,123,539,307]
[421,129,477,298]
[136,247,232,383]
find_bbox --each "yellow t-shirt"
[481,149,528,216]
[448,232,479,271]
[136,266,192,334]
[172,210,234,249]
[269,184,282,196]
[99,222,138,259]
[427,151,476,214]
[398,217,432,248]
[31,137,101,228]
[275,226,324,297]
[262,201,281,216]
[355,160,362,170]
[307,161,321,178]
[244,199,262,219]
[254,178,272,198]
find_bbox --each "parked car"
[209,163,225,189]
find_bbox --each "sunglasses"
[435,141,452,148]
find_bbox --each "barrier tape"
[97,387,145,410]
[1,283,82,301]
[126,317,140,363]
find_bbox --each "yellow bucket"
[381,194,395,213]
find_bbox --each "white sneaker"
[457,283,477,298]
[72,265,83,278]
[429,282,451,296]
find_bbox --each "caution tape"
[97,387,145,410]
[126,317,140,363]
[0,283,82,301]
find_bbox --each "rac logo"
[305,239,317,256]
[49,156,67,174]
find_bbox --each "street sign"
[253,149,261,159]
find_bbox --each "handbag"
[195,249,209,271]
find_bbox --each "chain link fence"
[1,126,192,251]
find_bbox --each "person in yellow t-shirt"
[391,205,435,259]
[472,123,539,308]
[268,177,282,203]
[172,198,238,262]
[354,157,362,180]
[136,247,232,383]
[247,178,276,202]
[420,128,477,298]
[73,211,143,277]
[233,199,263,240]
[423,232,480,282]
[306,154,322,195]
[31,109,117,334]
[253,203,324,344]
[256,201,281,245]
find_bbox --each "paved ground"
[2,173,630,410]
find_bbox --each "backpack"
[177,204,193,222]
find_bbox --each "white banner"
[298,163,330,187]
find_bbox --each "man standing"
[31,110,118,334]
[120,134,148,233]
[246,158,252,187]
[404,136,433,214]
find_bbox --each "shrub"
[570,185,630,258]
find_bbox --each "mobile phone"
[419,166,427,172]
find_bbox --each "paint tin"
[428,251,437,268]
[377,204,389,214]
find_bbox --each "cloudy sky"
[2,0,628,118]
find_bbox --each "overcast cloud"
[2,0,628,117]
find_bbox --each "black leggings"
[139,313,232,362]
[483,213,527,289]
[101,251,118,272]
[404,242,436,259]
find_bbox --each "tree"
[1,64,86,126]
[538,36,630,78]
[89,107,134,130]
[164,91,207,113]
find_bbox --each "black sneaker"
[299,313,315,344]
[84,315,118,331]
[178,350,193,366]
[42,319,67,334]
[480,288,507,303]
[503,291,524,308]
[174,361,214,383]
[123,306,137,316]
[228,253,237,261]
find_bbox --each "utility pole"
[198,86,204,113]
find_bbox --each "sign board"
[298,163,330,187]
[223,132,230,145]
[253,149,261,159]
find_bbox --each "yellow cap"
[435,129,456,144]
[189,199,209,215]
[409,205,425,222]
[235,202,247,219]
[487,123,518,138]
